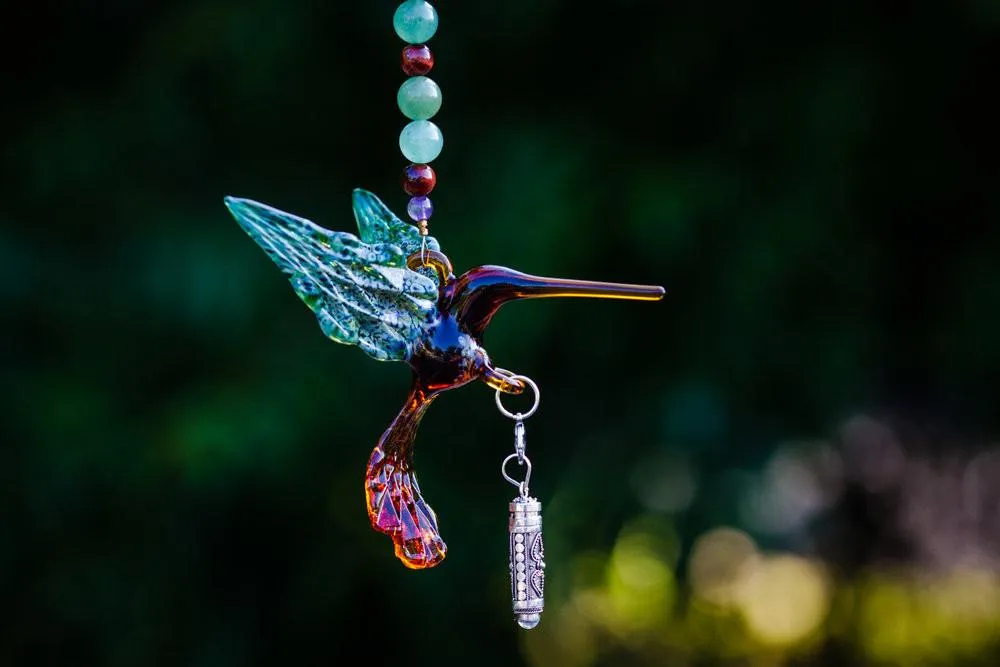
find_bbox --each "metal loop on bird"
[405,249,453,286]
[494,370,540,420]
[482,364,527,395]
[502,453,532,497]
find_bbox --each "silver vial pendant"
[509,496,545,629]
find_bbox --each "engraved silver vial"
[509,496,545,629]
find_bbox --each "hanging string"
[393,0,442,247]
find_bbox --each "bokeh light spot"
[738,555,831,647]
[604,522,678,634]
[631,449,697,514]
[688,527,758,608]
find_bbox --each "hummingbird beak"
[448,265,665,337]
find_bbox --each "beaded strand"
[393,0,442,239]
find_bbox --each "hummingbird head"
[405,251,664,397]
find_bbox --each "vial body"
[509,496,545,629]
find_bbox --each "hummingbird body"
[409,307,484,395]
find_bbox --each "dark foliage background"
[2,1,998,665]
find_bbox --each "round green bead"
[399,120,443,163]
[393,0,438,44]
[397,76,442,120]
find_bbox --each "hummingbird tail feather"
[365,445,447,569]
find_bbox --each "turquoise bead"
[399,120,443,163]
[397,76,442,120]
[393,0,438,44]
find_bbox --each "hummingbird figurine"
[225,189,664,569]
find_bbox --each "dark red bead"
[401,44,434,76]
[403,164,436,196]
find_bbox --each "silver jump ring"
[502,453,532,494]
[494,369,540,420]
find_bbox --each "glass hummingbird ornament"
[225,189,664,569]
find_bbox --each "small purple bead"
[407,195,434,222]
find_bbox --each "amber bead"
[401,44,434,76]
[402,163,436,196]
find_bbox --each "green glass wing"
[225,189,443,362]
[351,188,441,256]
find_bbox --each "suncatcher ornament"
[224,0,665,630]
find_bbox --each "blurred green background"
[2,1,998,665]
